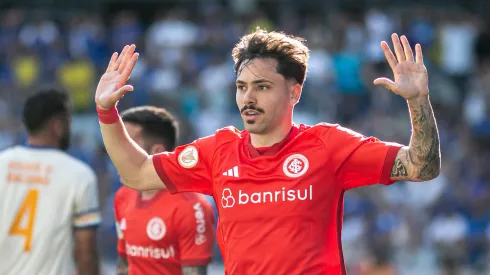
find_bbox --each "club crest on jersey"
[178,145,199,168]
[146,217,166,241]
[283,154,309,178]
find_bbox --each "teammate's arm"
[115,256,128,275]
[182,266,207,275]
[74,228,99,275]
[73,169,102,275]
[373,34,441,182]
[95,45,163,191]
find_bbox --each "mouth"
[242,110,262,120]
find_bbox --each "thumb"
[110,85,134,102]
[373,78,397,92]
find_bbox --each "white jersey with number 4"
[0,145,101,275]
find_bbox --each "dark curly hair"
[232,28,310,85]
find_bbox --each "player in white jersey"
[0,89,101,275]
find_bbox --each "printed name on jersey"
[193,202,207,245]
[178,145,199,168]
[283,154,309,178]
[146,217,166,241]
[220,185,313,208]
[125,243,175,259]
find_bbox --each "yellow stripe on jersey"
[73,212,102,228]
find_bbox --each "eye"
[258,85,269,90]
[236,85,246,91]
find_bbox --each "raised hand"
[374,34,428,101]
[95,45,139,110]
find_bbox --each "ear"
[148,143,166,154]
[50,118,63,138]
[290,83,302,105]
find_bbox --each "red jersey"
[152,123,402,275]
[114,187,215,275]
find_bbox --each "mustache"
[241,105,265,114]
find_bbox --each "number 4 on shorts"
[9,189,39,252]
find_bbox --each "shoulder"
[115,186,136,200]
[0,146,17,164]
[192,126,243,152]
[215,126,244,144]
[58,153,98,185]
[114,187,134,209]
[307,123,367,141]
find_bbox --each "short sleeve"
[323,125,403,190]
[152,135,215,195]
[176,199,215,266]
[113,190,126,257]
[72,169,102,229]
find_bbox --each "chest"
[119,204,178,247]
[212,139,340,221]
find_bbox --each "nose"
[242,88,257,106]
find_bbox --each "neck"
[250,118,293,148]
[27,134,58,148]
[140,190,160,200]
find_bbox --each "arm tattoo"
[116,256,128,275]
[390,159,408,177]
[407,99,441,180]
[182,266,207,275]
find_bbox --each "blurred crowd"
[1,2,490,274]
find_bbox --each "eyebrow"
[236,79,274,85]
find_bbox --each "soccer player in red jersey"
[95,29,441,275]
[112,106,215,275]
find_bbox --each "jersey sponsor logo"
[220,185,313,208]
[126,243,175,259]
[221,188,235,208]
[283,154,309,178]
[178,145,199,168]
[146,217,166,241]
[193,202,207,245]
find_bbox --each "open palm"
[374,34,429,100]
[95,45,139,110]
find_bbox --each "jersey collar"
[246,124,300,158]
[23,144,58,150]
[135,189,167,209]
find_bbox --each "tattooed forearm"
[182,266,208,275]
[407,97,441,180]
[116,256,128,275]
[390,159,408,177]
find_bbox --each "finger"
[380,41,398,70]
[415,43,424,64]
[118,44,136,74]
[112,85,134,101]
[401,35,414,62]
[113,45,129,71]
[391,33,406,62]
[105,52,118,73]
[373,77,397,92]
[121,53,139,82]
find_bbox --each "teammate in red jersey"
[113,106,215,275]
[95,29,441,275]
